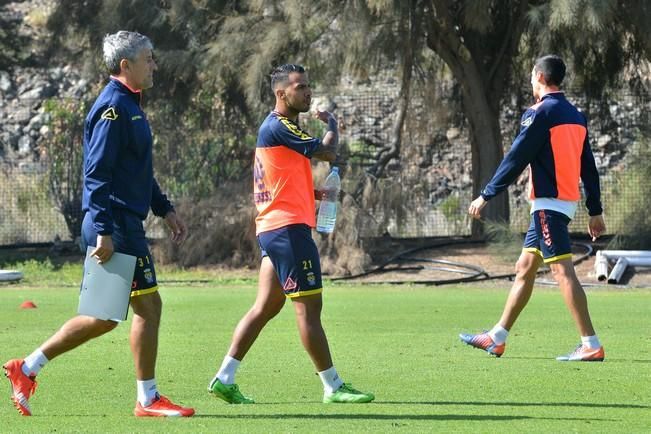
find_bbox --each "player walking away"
[208,64,374,404]
[459,55,607,362]
[3,31,194,417]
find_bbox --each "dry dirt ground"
[336,237,651,288]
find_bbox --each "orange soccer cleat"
[134,394,195,417]
[3,359,37,416]
[556,344,605,362]
[459,332,506,357]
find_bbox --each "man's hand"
[588,215,606,241]
[313,109,335,124]
[164,211,187,244]
[312,110,339,162]
[91,234,114,264]
[468,196,487,219]
[314,189,345,201]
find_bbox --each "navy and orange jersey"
[254,111,321,234]
[480,92,603,216]
[82,78,173,236]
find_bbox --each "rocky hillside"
[0,0,91,164]
[0,66,90,161]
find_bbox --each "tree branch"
[353,0,419,197]
[487,0,529,87]
[424,0,469,76]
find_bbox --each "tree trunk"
[423,0,530,238]
[366,58,412,180]
[461,82,509,238]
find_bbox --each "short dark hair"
[270,64,305,91]
[534,55,566,86]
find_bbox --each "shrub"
[151,180,259,268]
[40,98,87,240]
[484,220,523,265]
[149,92,254,200]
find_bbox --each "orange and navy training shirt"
[480,92,602,217]
[254,111,321,235]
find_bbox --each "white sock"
[22,348,48,377]
[137,378,158,407]
[216,355,241,385]
[581,335,601,349]
[318,366,343,394]
[488,324,509,345]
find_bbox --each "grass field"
[0,265,649,433]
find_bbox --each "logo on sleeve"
[521,116,533,127]
[101,107,118,121]
[279,117,313,140]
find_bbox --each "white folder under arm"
[78,247,137,321]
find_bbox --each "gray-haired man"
[3,31,194,417]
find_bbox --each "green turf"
[0,279,649,433]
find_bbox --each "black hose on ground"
[331,240,593,286]
[331,239,483,283]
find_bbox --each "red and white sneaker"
[556,344,605,362]
[3,359,37,416]
[134,394,195,417]
[459,332,505,357]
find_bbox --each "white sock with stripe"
[318,366,343,393]
[137,378,158,407]
[22,348,48,377]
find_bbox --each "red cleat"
[3,359,37,416]
[134,394,195,417]
[459,332,506,357]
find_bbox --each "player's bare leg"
[549,259,595,336]
[292,290,373,403]
[129,291,162,380]
[208,257,285,404]
[498,251,543,330]
[551,258,604,361]
[291,293,333,371]
[459,251,541,357]
[129,290,194,416]
[40,316,119,360]
[228,257,286,360]
[4,316,117,416]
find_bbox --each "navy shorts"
[257,224,323,298]
[81,209,158,297]
[523,209,572,263]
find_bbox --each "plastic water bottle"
[316,167,341,233]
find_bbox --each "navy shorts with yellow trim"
[257,224,323,298]
[523,209,572,263]
[81,209,158,297]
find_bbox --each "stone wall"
[0,66,90,162]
